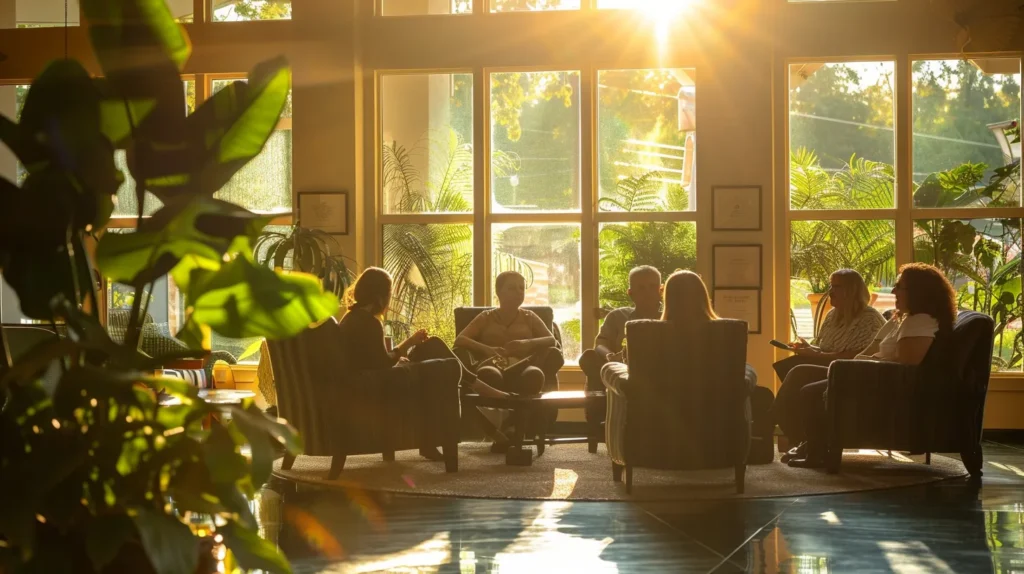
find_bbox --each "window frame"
[782,54,1024,374]
[374,59,703,366]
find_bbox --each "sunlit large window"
[490,0,580,12]
[212,0,291,21]
[912,59,1021,208]
[4,0,79,28]
[598,68,694,212]
[210,78,293,214]
[788,57,1024,371]
[915,218,1023,369]
[382,1,471,15]
[490,70,581,213]
[789,61,896,210]
[382,73,473,214]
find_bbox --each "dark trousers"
[477,346,564,395]
[772,364,829,445]
[579,349,608,424]
[800,380,829,459]
[409,337,472,391]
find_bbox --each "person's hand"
[504,340,530,357]
[478,345,503,359]
[396,356,411,364]
[790,337,810,349]
[409,329,429,346]
[605,351,624,363]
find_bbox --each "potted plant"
[0,1,338,573]
[254,226,354,299]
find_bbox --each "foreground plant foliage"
[0,1,338,572]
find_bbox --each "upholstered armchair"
[602,319,751,494]
[825,311,994,477]
[267,318,462,479]
[452,306,564,392]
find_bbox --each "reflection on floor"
[259,436,1024,573]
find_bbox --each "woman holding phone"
[772,269,885,462]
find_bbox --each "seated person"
[786,263,956,468]
[579,265,663,403]
[773,269,886,461]
[601,270,757,390]
[454,271,564,396]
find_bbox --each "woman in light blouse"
[773,269,886,460]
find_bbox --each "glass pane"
[214,129,292,213]
[113,80,195,217]
[790,219,896,339]
[211,78,291,118]
[491,0,579,11]
[381,73,473,214]
[599,222,696,309]
[0,85,29,185]
[915,218,1023,371]
[213,0,291,21]
[491,71,581,212]
[167,0,194,22]
[912,59,1021,208]
[789,62,896,210]
[382,1,471,15]
[598,68,694,212]
[492,223,581,362]
[597,0,691,13]
[6,0,80,28]
[383,224,473,346]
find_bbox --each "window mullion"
[580,64,596,352]
[894,54,914,269]
[474,67,489,306]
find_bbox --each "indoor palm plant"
[0,1,337,573]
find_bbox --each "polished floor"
[259,435,1024,573]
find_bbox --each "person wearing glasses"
[773,269,886,462]
[784,263,956,468]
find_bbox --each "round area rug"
[271,442,966,501]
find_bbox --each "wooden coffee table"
[463,390,606,466]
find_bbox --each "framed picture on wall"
[714,288,761,334]
[712,185,762,231]
[712,244,762,289]
[298,191,348,235]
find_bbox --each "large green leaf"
[130,509,198,574]
[82,0,191,71]
[159,57,290,199]
[182,257,338,341]
[219,520,292,574]
[3,234,92,321]
[95,196,271,285]
[85,515,137,572]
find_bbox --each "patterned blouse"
[816,307,886,353]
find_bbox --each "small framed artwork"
[714,288,762,334]
[712,185,762,231]
[298,191,349,235]
[712,244,762,289]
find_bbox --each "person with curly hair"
[786,263,957,468]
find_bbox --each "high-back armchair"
[267,318,462,479]
[825,310,994,477]
[453,306,563,392]
[602,319,751,494]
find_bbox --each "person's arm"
[454,313,501,358]
[393,329,428,359]
[505,312,557,357]
[893,337,933,365]
[594,310,624,358]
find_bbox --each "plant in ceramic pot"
[0,1,338,573]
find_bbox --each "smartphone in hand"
[770,339,795,351]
